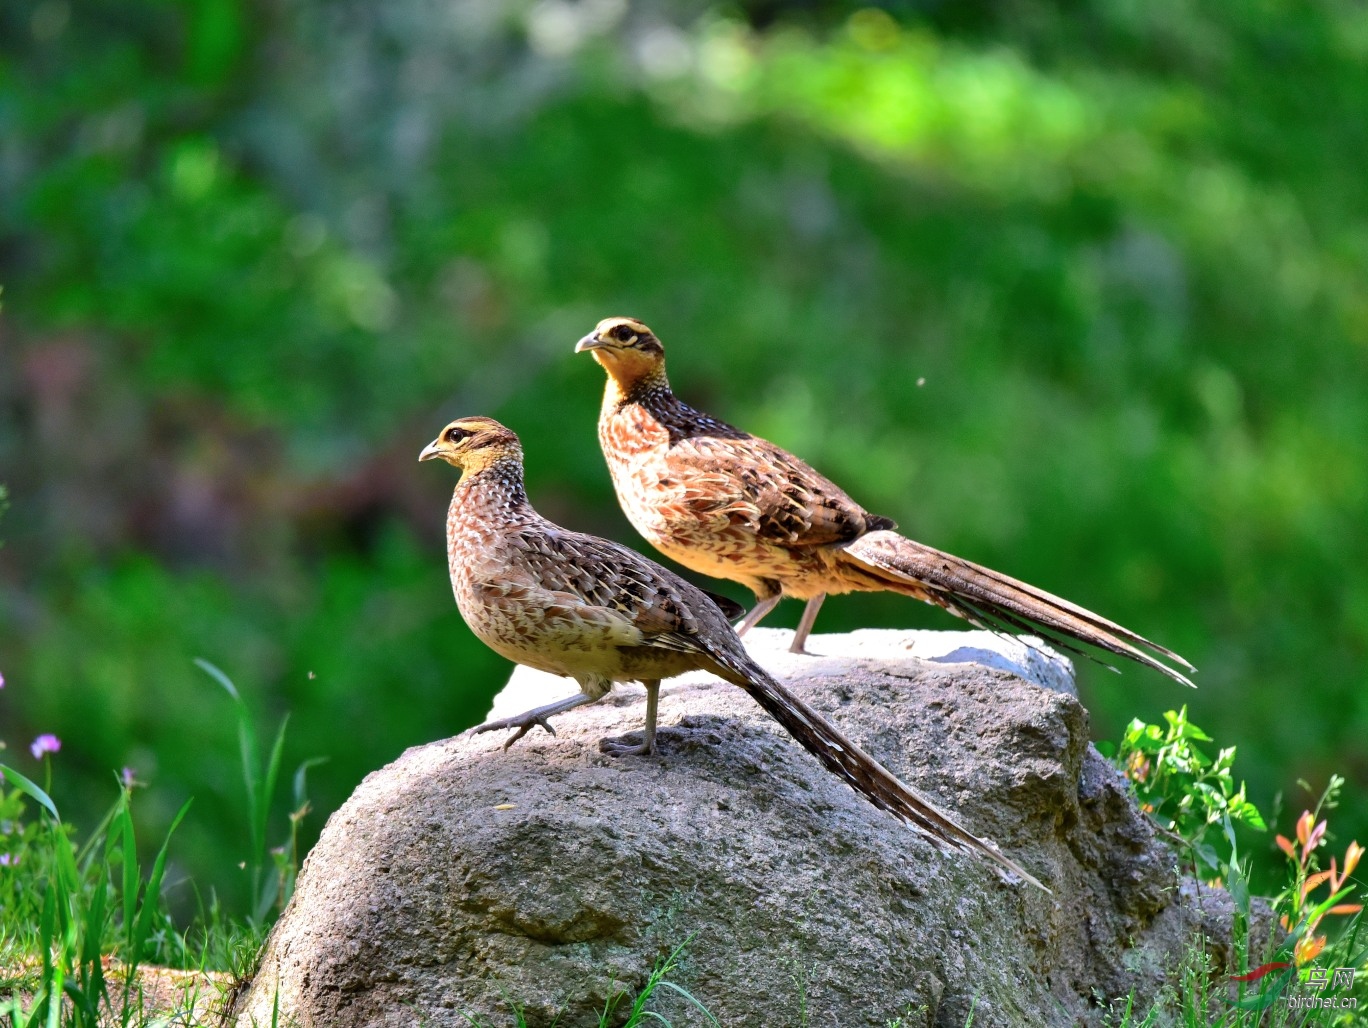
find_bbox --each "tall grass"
[0,662,310,1027]
[194,659,323,931]
[0,764,191,1026]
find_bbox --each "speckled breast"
[598,405,814,594]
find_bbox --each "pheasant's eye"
[446,427,470,443]
[613,324,636,343]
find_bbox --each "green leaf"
[0,765,60,823]
[43,962,62,1028]
[120,800,138,952]
[194,657,241,702]
[1236,799,1266,831]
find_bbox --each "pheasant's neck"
[600,372,741,448]
[602,369,674,418]
[448,457,535,539]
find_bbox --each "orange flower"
[1294,933,1327,965]
[1276,834,1297,859]
[1325,841,1364,892]
[1296,811,1314,846]
[1301,869,1334,900]
[1295,811,1327,855]
[1309,820,1327,851]
[1344,840,1364,879]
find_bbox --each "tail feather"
[842,532,1195,688]
[702,653,1050,893]
[950,592,1127,676]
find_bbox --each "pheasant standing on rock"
[577,316,1195,685]
[420,415,1048,891]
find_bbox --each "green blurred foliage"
[1,0,1365,911]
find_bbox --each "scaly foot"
[598,680,660,757]
[598,734,657,758]
[466,693,598,750]
[469,711,558,750]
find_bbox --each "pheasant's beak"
[574,332,608,353]
[418,440,443,462]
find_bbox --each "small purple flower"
[0,670,6,688]
[30,734,61,759]
[120,766,140,789]
[0,853,16,867]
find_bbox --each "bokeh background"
[2,0,1365,915]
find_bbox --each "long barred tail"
[703,653,1050,892]
[842,531,1196,688]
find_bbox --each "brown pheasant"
[576,317,1195,685]
[420,415,1048,890]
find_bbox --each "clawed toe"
[500,718,554,749]
[469,714,558,749]
[599,735,656,758]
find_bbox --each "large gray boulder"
[232,628,1258,1027]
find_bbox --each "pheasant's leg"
[789,594,827,654]
[468,693,596,750]
[600,679,660,757]
[735,595,782,636]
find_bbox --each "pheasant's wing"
[659,419,896,549]
[504,525,731,656]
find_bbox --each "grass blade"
[120,799,137,952]
[42,966,61,1028]
[0,766,60,823]
[127,798,192,977]
[260,715,290,849]
[655,982,722,1027]
[194,658,241,702]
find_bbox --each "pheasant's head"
[575,316,669,398]
[419,416,523,473]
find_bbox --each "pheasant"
[420,416,1048,890]
[576,317,1195,685]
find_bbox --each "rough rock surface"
[233,628,1262,1027]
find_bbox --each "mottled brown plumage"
[420,416,1048,890]
[577,317,1195,685]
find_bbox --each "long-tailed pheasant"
[576,317,1195,685]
